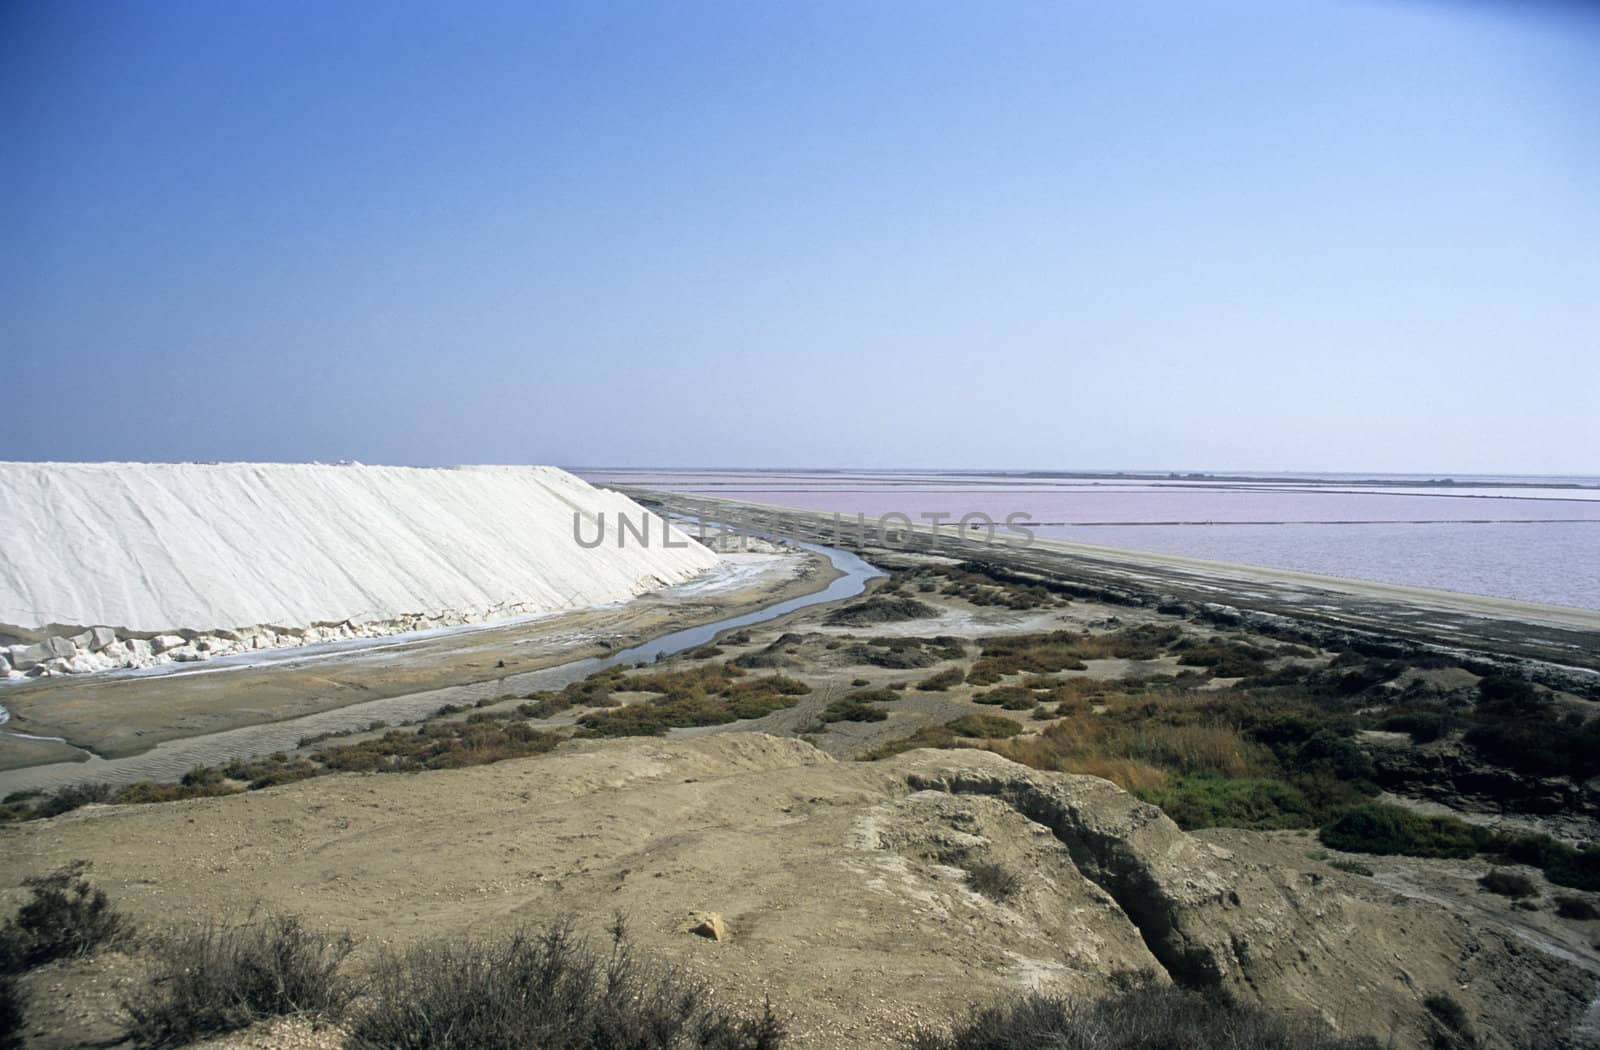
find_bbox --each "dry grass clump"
[1056,757,1170,795]
[349,919,784,1050]
[124,915,355,1048]
[984,704,1272,783]
[0,862,132,974]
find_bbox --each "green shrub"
[4,782,115,821]
[1141,775,1312,831]
[1477,675,1539,712]
[577,670,809,737]
[824,595,938,626]
[1423,993,1479,1050]
[1478,869,1537,899]
[1556,896,1600,920]
[1463,715,1600,780]
[917,668,965,692]
[967,632,1088,685]
[1499,834,1600,890]
[1379,711,1454,743]
[971,686,1037,711]
[820,690,899,724]
[113,779,239,805]
[348,920,784,1050]
[946,715,1022,739]
[0,862,131,973]
[1175,639,1271,678]
[1319,804,1489,859]
[124,915,355,1047]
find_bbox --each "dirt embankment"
[3,735,1592,1050]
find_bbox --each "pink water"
[582,470,1600,610]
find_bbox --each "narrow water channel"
[0,541,881,796]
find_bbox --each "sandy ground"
[0,550,832,771]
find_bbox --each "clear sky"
[3,1,1597,474]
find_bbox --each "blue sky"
[3,0,1597,473]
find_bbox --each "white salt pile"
[0,462,719,677]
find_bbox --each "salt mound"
[0,462,719,676]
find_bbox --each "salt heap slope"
[0,462,719,676]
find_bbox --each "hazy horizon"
[5,1,1598,474]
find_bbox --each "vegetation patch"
[0,972,20,1050]
[946,714,1023,739]
[926,562,1069,610]
[970,685,1039,710]
[1478,869,1537,899]
[577,672,811,736]
[314,720,561,771]
[917,667,966,691]
[1317,801,1600,891]
[1319,804,1488,859]
[820,689,899,723]
[0,862,131,974]
[824,594,939,626]
[1556,896,1600,920]
[1142,775,1313,831]
[843,635,963,669]
[349,919,784,1050]
[125,915,356,1048]
[966,625,1182,686]
[909,979,1382,1050]
[959,860,1021,902]
[1174,638,1272,678]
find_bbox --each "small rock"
[151,634,187,653]
[685,911,728,942]
[8,643,46,670]
[89,626,118,651]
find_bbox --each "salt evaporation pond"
[583,470,1600,611]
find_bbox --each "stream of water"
[0,540,881,796]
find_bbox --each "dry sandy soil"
[4,735,1595,1050]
